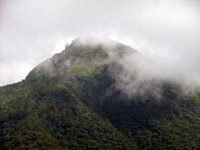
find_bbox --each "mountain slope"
[1,37,200,150]
[0,74,135,150]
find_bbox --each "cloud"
[1,0,200,86]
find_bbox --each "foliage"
[1,40,200,149]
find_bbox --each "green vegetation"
[1,38,200,149]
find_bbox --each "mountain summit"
[1,37,200,150]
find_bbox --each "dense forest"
[1,38,200,150]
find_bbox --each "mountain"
[1,37,200,150]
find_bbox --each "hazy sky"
[1,0,200,86]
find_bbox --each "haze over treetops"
[1,37,200,150]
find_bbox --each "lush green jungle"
[1,38,200,150]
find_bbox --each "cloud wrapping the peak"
[1,0,200,86]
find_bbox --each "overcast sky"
[1,0,200,86]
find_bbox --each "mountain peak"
[1,37,200,149]
[26,37,137,81]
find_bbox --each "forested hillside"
[1,38,200,150]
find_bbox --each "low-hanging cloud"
[56,38,193,98]
[1,0,200,86]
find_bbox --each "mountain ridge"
[1,37,200,150]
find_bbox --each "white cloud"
[1,0,200,86]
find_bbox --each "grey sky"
[1,0,200,86]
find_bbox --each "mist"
[1,0,200,86]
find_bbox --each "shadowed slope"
[1,38,200,150]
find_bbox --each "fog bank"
[1,0,200,86]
